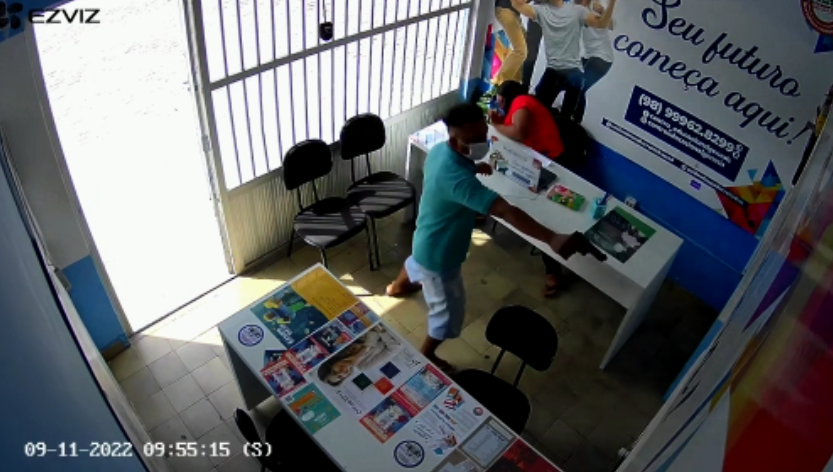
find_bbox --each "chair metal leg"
[491,220,498,234]
[365,227,377,271]
[512,362,527,388]
[490,349,506,375]
[369,217,381,271]
[320,248,328,268]
[287,229,295,258]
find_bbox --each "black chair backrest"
[340,113,386,182]
[283,139,333,191]
[552,116,589,170]
[234,408,281,471]
[485,305,558,386]
[340,113,386,160]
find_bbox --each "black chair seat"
[347,172,415,217]
[453,369,531,434]
[264,412,341,471]
[294,197,367,249]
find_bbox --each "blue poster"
[251,286,329,348]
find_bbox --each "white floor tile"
[164,374,206,413]
[181,399,224,439]
[192,358,233,396]
[148,351,190,388]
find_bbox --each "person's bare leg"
[420,336,454,372]
[386,264,422,297]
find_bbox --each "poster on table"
[313,323,425,418]
[484,0,833,239]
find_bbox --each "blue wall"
[64,256,130,352]
[576,141,757,310]
[0,164,147,472]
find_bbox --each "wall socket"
[625,196,638,208]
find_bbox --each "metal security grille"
[193,0,472,190]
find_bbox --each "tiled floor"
[109,211,717,472]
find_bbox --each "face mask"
[463,141,490,161]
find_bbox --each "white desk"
[405,124,683,368]
[219,265,564,472]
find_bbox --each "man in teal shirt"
[387,103,605,370]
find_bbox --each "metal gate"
[182,0,474,272]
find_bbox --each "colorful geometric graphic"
[717,161,785,238]
[626,145,833,472]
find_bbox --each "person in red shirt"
[489,80,567,297]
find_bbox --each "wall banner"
[502,0,833,238]
[583,0,833,237]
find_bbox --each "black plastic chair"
[340,113,416,268]
[233,408,340,472]
[283,139,374,269]
[453,305,559,434]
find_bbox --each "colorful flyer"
[546,184,586,211]
[392,365,451,416]
[338,301,381,336]
[291,266,359,318]
[435,449,485,472]
[311,319,354,354]
[459,419,515,469]
[408,387,486,457]
[251,285,331,347]
[286,384,341,435]
[584,207,656,263]
[287,338,329,372]
[261,356,306,397]
[314,325,423,417]
[360,396,413,443]
[487,440,559,472]
[263,349,286,368]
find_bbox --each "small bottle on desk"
[591,195,607,219]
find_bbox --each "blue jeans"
[404,256,466,341]
[574,57,613,123]
[535,67,585,117]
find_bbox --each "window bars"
[198,0,472,189]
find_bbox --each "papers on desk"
[412,124,449,151]
[315,324,422,418]
[490,138,549,193]
[225,265,562,471]
[585,207,657,263]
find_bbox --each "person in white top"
[574,0,615,123]
[510,0,617,118]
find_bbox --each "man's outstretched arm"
[586,0,617,28]
[510,0,536,20]
[488,197,607,261]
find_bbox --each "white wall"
[0,32,88,269]
[0,149,147,472]
[0,28,131,349]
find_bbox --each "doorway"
[35,0,231,331]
